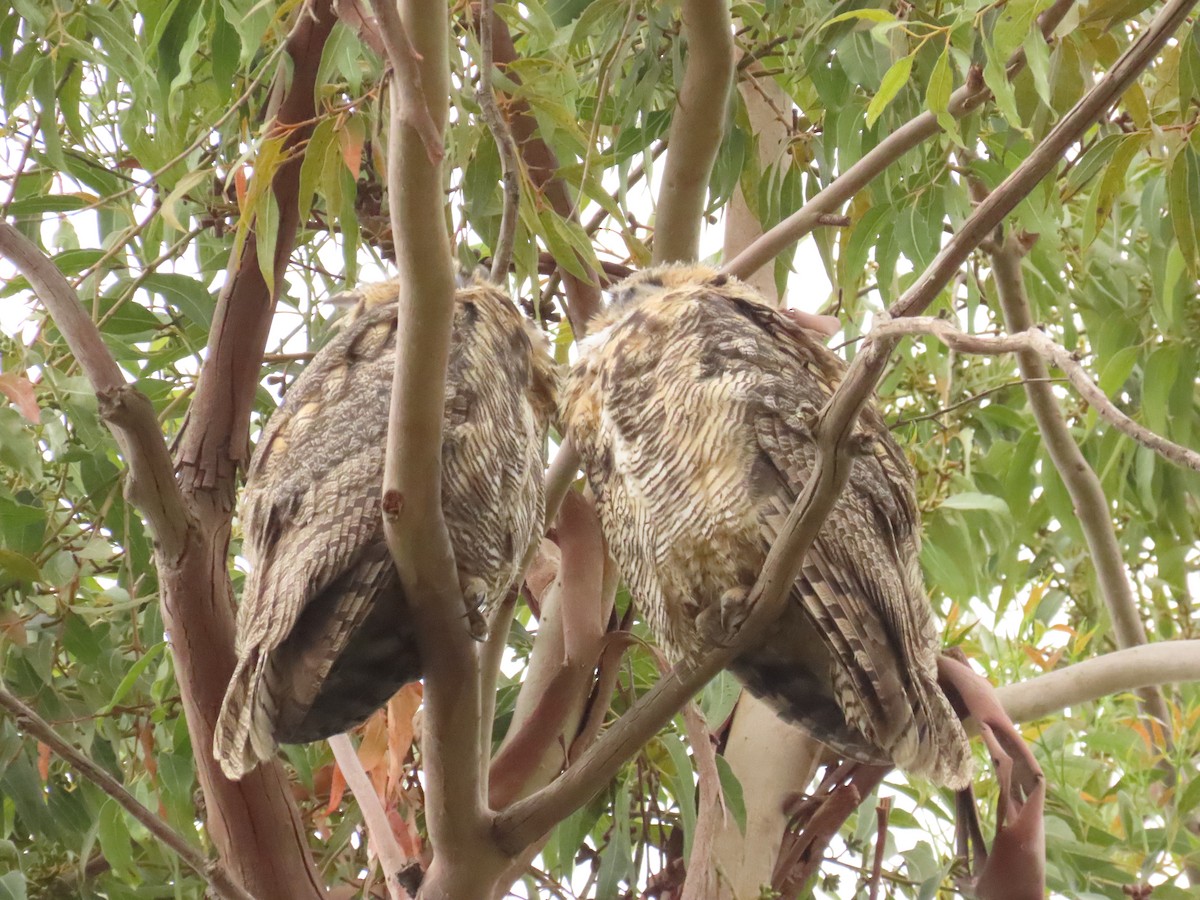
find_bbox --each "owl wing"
[747,308,970,785]
[215,309,408,778]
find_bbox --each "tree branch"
[0,684,255,900]
[985,232,1174,737]
[493,0,1196,852]
[368,2,499,896]
[652,0,734,264]
[0,224,191,561]
[329,734,411,900]
[866,316,1200,475]
[995,641,1200,725]
[476,0,520,282]
[721,0,1076,279]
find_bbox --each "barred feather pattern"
[564,265,971,788]
[214,279,555,780]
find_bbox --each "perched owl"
[214,278,556,780]
[564,264,971,787]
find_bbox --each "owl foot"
[461,578,491,642]
[697,585,754,648]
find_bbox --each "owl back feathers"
[565,265,971,788]
[214,280,553,780]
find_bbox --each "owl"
[564,264,971,787]
[214,278,556,780]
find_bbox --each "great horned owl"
[564,264,971,787]
[214,278,556,780]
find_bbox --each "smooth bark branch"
[652,0,734,264]
[329,734,411,900]
[370,2,500,896]
[722,0,1076,279]
[0,223,190,560]
[0,685,255,900]
[477,0,520,282]
[867,317,1200,475]
[495,0,1195,853]
[543,441,581,531]
[986,234,1174,736]
[996,641,1200,725]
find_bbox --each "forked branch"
[868,316,1200,474]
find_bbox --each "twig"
[891,377,1066,428]
[722,0,1077,279]
[867,317,1200,475]
[985,232,1173,741]
[476,0,521,282]
[493,0,1197,854]
[0,684,255,900]
[995,640,1200,726]
[328,734,411,900]
[652,0,734,264]
[867,797,891,900]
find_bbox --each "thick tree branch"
[721,0,1076,279]
[369,2,499,896]
[175,0,339,493]
[494,0,1196,853]
[995,641,1200,725]
[0,684,254,900]
[866,317,1200,475]
[490,494,615,808]
[0,224,190,561]
[476,0,520,282]
[652,0,734,264]
[986,232,1173,734]
[329,734,411,900]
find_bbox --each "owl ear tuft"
[707,273,729,288]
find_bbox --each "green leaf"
[96,798,138,883]
[1098,345,1140,399]
[825,8,898,26]
[926,48,959,141]
[659,732,697,857]
[141,273,215,329]
[1167,144,1200,274]
[714,755,747,836]
[866,54,913,128]
[0,549,41,583]
[99,642,167,715]
[0,872,27,900]
[255,191,280,294]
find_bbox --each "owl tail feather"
[889,668,973,790]
[213,654,278,781]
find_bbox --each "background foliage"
[1,0,1198,897]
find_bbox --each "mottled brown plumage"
[214,278,555,780]
[564,265,971,787]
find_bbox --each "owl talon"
[698,586,754,648]
[465,607,489,642]
[461,578,491,642]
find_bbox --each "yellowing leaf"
[866,54,913,128]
